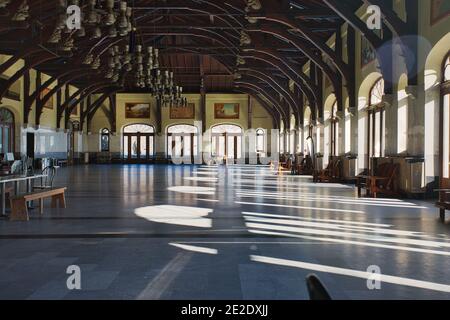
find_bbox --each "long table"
[0,174,46,216]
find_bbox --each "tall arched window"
[256,129,265,153]
[0,108,14,155]
[330,101,339,156]
[100,128,110,152]
[441,53,450,180]
[368,78,385,158]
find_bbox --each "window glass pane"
[374,111,381,157]
[370,79,384,105]
[168,125,197,134]
[0,128,3,154]
[139,136,148,159]
[184,136,192,157]
[257,135,264,152]
[101,134,109,151]
[4,128,9,154]
[168,136,173,156]
[237,137,242,159]
[148,137,154,156]
[124,124,154,133]
[124,137,129,158]
[211,124,242,134]
[131,136,138,158]
[193,135,198,156]
[445,94,450,178]
[218,136,225,157]
[445,56,450,82]
[227,136,235,159]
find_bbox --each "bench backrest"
[376,163,399,188]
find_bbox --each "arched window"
[167,124,198,159]
[444,54,450,82]
[368,78,385,158]
[330,101,339,156]
[123,124,155,161]
[123,124,154,134]
[441,53,450,180]
[100,128,110,152]
[256,129,265,153]
[0,108,14,155]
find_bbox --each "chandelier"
[49,0,133,52]
[105,44,187,107]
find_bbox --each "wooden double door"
[123,133,154,163]
[168,133,197,164]
[211,133,242,162]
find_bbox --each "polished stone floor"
[0,164,449,300]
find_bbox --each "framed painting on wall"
[170,103,195,119]
[214,103,240,119]
[40,88,54,109]
[125,103,151,119]
[431,0,450,25]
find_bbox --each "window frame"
[100,128,110,152]
[0,108,15,155]
[367,78,385,159]
[256,128,265,153]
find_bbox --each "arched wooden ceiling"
[0,0,418,129]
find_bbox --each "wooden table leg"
[0,183,5,216]
[14,181,19,196]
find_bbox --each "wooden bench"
[10,187,67,221]
[297,156,314,175]
[314,159,342,183]
[357,163,399,198]
[435,189,450,222]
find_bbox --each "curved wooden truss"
[0,0,419,130]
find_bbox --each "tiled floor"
[0,164,449,300]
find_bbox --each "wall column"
[383,94,397,156]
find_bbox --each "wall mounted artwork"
[170,103,195,119]
[125,103,151,119]
[214,103,240,119]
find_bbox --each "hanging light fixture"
[49,0,134,57]
[103,43,186,107]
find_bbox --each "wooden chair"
[297,156,314,175]
[33,166,57,190]
[435,189,450,222]
[279,154,288,169]
[357,162,399,198]
[314,158,342,183]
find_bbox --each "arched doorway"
[439,53,450,201]
[368,78,385,159]
[167,124,198,163]
[0,107,15,156]
[123,124,155,163]
[211,124,242,163]
[367,78,385,173]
